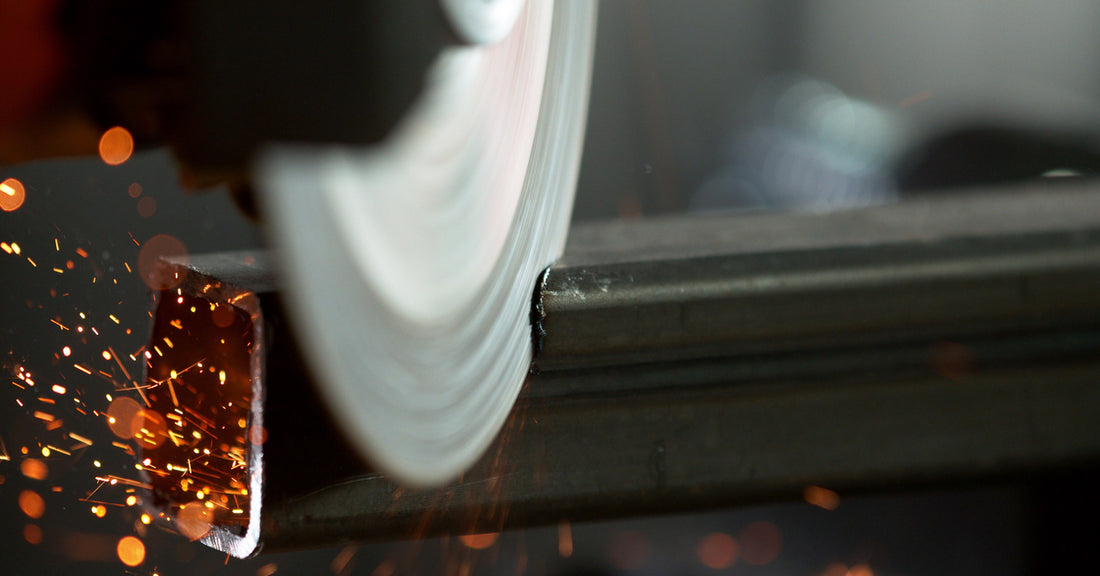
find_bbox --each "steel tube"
[152,182,1100,552]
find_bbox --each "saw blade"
[256,0,595,486]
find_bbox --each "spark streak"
[68,432,93,446]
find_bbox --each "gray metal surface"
[162,182,1100,551]
[263,365,1100,549]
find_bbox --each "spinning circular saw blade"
[256,0,595,486]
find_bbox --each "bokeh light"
[459,532,499,550]
[248,424,268,445]
[697,532,738,569]
[20,458,48,480]
[137,195,157,218]
[848,564,873,576]
[136,234,189,290]
[931,341,973,381]
[98,126,134,166]
[0,177,26,211]
[558,520,573,558]
[130,408,168,449]
[116,535,146,566]
[211,302,237,328]
[23,524,43,545]
[19,489,45,519]
[804,485,841,510]
[739,521,782,565]
[106,396,142,440]
[176,502,215,541]
[330,547,357,574]
[606,530,651,571]
[58,533,117,562]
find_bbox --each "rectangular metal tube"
[154,183,1100,552]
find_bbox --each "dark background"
[3,1,1098,574]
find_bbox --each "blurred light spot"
[697,532,738,569]
[899,89,933,108]
[116,535,145,566]
[99,127,134,166]
[211,303,236,328]
[930,341,973,381]
[23,524,43,544]
[19,489,45,518]
[128,182,143,198]
[106,397,142,439]
[248,424,268,445]
[699,75,901,214]
[256,563,278,576]
[372,560,395,576]
[0,177,26,211]
[558,520,573,558]
[739,522,781,565]
[460,533,499,550]
[803,485,840,510]
[130,409,168,449]
[91,505,106,518]
[331,546,358,574]
[60,532,116,561]
[848,564,873,576]
[126,495,138,507]
[137,195,157,218]
[21,458,48,480]
[137,234,189,291]
[607,530,651,571]
[176,502,214,541]
[141,513,152,525]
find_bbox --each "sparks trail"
[4,229,262,561]
[2,235,155,524]
[120,286,261,540]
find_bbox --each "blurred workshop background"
[2,1,1099,575]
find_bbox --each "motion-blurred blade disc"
[256,0,596,486]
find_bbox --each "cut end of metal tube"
[141,260,265,558]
